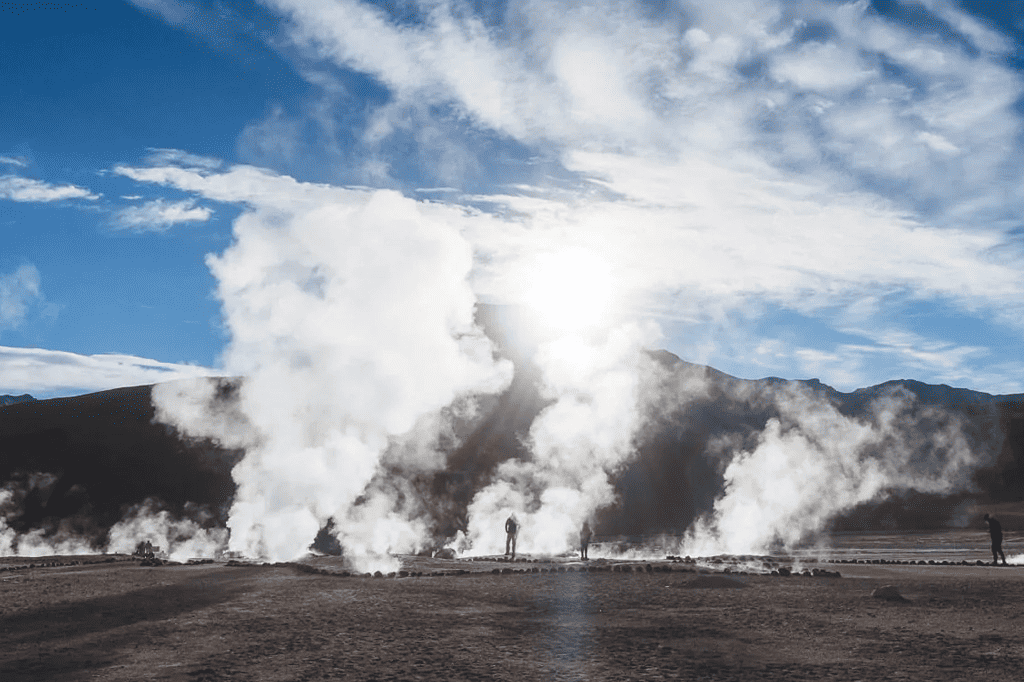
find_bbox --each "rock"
[871,585,908,602]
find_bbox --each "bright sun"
[524,248,614,334]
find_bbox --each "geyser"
[458,321,662,557]
[154,186,512,572]
[678,383,989,558]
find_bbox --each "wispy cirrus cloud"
[0,175,99,202]
[126,0,267,57]
[0,157,26,168]
[0,345,218,398]
[112,147,1022,395]
[124,0,1024,392]
[0,265,42,332]
[744,325,1022,395]
[794,337,1023,396]
[113,198,213,232]
[143,147,223,171]
[265,0,1024,384]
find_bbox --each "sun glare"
[524,248,614,334]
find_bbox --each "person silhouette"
[984,514,1007,566]
[505,514,518,559]
[580,521,592,560]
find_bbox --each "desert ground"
[1,537,1022,681]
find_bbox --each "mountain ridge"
[0,394,35,407]
[1,352,1022,551]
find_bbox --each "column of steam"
[678,383,981,560]
[154,190,511,574]
[458,249,661,558]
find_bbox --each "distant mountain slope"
[611,351,1024,534]
[0,394,35,407]
[0,384,240,547]
[2,350,1022,548]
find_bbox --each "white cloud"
[0,346,218,398]
[113,198,213,232]
[235,105,305,170]
[0,157,26,167]
[0,265,42,331]
[744,327,1019,395]
[916,0,1014,54]
[114,162,367,209]
[771,40,877,91]
[144,147,223,171]
[126,0,249,54]
[464,151,1022,320]
[127,0,193,25]
[262,0,1024,219]
[112,148,1024,402]
[116,153,1022,318]
[916,131,960,155]
[0,175,99,202]
[125,0,1024,392]
[114,143,1024,393]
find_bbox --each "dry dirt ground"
[1,555,1022,681]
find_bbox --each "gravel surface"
[1,555,1022,681]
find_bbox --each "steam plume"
[153,188,512,571]
[460,322,660,556]
[106,499,228,563]
[679,384,989,557]
[0,476,94,557]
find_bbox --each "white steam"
[106,500,228,563]
[153,188,512,572]
[0,477,227,559]
[680,385,981,557]
[0,527,94,558]
[0,479,94,557]
[115,0,1024,569]
[460,322,660,556]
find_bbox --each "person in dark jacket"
[984,514,1007,566]
[505,514,518,559]
[580,521,592,560]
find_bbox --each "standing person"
[984,514,1008,566]
[505,514,518,559]
[580,521,592,560]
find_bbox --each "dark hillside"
[0,394,34,407]
[0,385,240,546]
[2,342,1023,547]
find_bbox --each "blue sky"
[2,0,1024,398]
